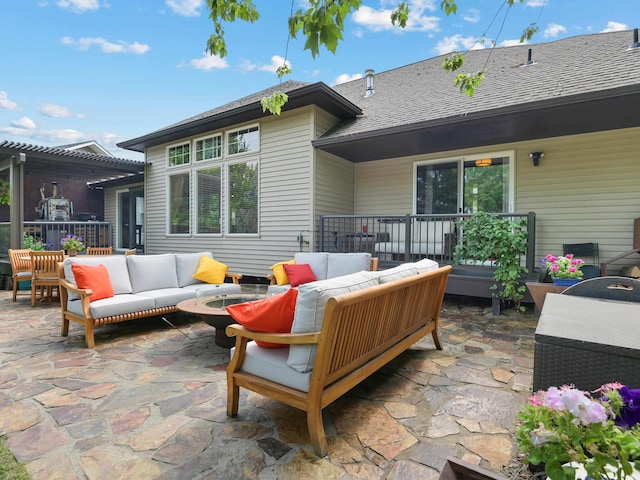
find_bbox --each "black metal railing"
[15,221,112,251]
[320,212,536,271]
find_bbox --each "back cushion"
[415,258,440,273]
[294,253,329,281]
[326,253,371,279]
[127,254,179,293]
[64,256,132,300]
[287,271,380,373]
[414,220,453,243]
[175,252,213,287]
[377,263,418,284]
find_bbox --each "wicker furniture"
[533,292,640,392]
[226,264,451,456]
[8,248,32,302]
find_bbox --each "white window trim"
[413,150,515,214]
[225,123,260,158]
[193,133,223,163]
[225,157,260,236]
[166,141,191,168]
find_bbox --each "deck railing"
[319,212,536,271]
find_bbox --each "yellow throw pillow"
[270,260,295,285]
[193,256,229,284]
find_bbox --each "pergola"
[0,141,145,249]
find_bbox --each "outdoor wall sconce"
[529,151,544,167]
[475,158,492,167]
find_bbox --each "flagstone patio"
[0,290,536,479]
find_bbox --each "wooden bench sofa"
[226,261,452,456]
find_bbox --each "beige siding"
[354,126,640,274]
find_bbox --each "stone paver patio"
[0,290,536,479]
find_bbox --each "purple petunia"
[616,386,640,428]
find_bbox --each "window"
[195,135,222,162]
[227,125,259,155]
[228,160,258,234]
[415,152,512,214]
[168,143,190,166]
[169,173,190,234]
[196,167,221,234]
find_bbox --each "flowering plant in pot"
[542,254,584,280]
[516,383,640,480]
[60,234,85,252]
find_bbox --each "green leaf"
[261,92,289,115]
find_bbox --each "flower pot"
[68,249,78,257]
[552,278,581,287]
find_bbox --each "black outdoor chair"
[562,242,601,279]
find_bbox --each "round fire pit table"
[177,284,271,348]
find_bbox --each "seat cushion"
[136,288,196,308]
[232,343,312,392]
[183,283,242,296]
[287,271,380,373]
[64,256,133,300]
[175,252,213,287]
[127,254,179,293]
[67,294,155,319]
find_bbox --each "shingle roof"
[327,30,640,140]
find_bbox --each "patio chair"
[562,242,600,279]
[86,247,113,255]
[8,248,32,302]
[30,250,65,306]
[124,248,137,256]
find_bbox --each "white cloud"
[352,3,439,33]
[525,0,546,7]
[601,21,628,33]
[544,23,567,38]
[56,0,100,13]
[166,0,202,17]
[40,103,75,118]
[61,36,150,54]
[257,55,291,74]
[462,8,480,23]
[333,73,363,86]
[0,91,18,110]
[11,117,36,129]
[189,53,228,71]
[500,38,526,47]
[434,35,484,55]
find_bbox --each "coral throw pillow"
[192,255,229,284]
[270,260,295,285]
[283,264,317,287]
[71,264,115,302]
[225,288,299,348]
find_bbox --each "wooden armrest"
[225,324,321,345]
[266,274,277,285]
[225,272,243,285]
[59,278,93,297]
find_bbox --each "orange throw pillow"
[225,288,299,348]
[282,264,317,287]
[71,264,115,302]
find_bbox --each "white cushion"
[377,263,418,284]
[294,252,329,281]
[64,256,132,300]
[267,284,292,295]
[415,258,440,273]
[67,294,155,319]
[136,288,196,308]
[287,271,380,373]
[175,252,213,287]
[232,343,311,392]
[326,253,371,279]
[127,254,179,293]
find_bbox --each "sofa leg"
[85,323,95,348]
[307,406,328,457]
[61,317,69,337]
[432,329,443,350]
[227,379,239,416]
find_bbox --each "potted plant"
[454,212,529,311]
[542,254,584,286]
[61,234,85,255]
[23,233,49,251]
[516,383,640,480]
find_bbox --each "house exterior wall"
[354,126,640,275]
[142,106,342,277]
[104,182,144,251]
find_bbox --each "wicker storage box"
[533,293,640,392]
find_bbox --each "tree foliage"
[205,0,540,112]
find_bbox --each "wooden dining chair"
[86,247,113,255]
[30,250,65,306]
[8,248,32,302]
[124,248,137,256]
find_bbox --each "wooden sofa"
[226,262,452,456]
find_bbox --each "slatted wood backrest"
[9,249,32,275]
[87,247,113,255]
[314,266,451,387]
[30,251,65,279]
[124,248,137,256]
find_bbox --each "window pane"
[228,161,258,234]
[463,157,509,213]
[195,136,222,162]
[197,167,221,234]
[169,173,190,234]
[416,162,458,214]
[168,143,190,166]
[228,126,259,155]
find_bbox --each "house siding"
[354,126,640,274]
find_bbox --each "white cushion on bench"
[294,252,329,280]
[67,294,155,318]
[136,288,196,308]
[127,254,179,293]
[415,258,440,273]
[376,263,418,283]
[326,253,372,279]
[232,343,312,392]
[175,252,212,287]
[287,271,380,373]
[64,256,133,300]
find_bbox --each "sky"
[1,0,639,161]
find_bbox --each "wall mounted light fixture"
[529,151,544,167]
[475,158,492,167]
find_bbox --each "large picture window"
[169,173,190,234]
[228,160,258,234]
[415,152,512,214]
[227,125,259,155]
[195,135,222,162]
[196,167,221,234]
[168,143,190,167]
